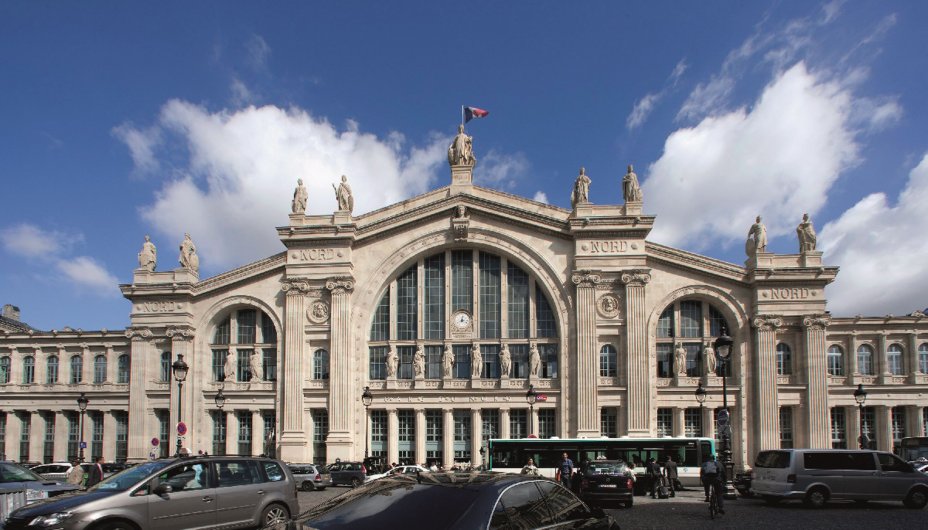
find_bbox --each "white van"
[752,449,928,509]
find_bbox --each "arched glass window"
[887,344,904,375]
[70,356,83,383]
[209,308,278,383]
[313,349,329,380]
[117,354,130,384]
[827,345,844,376]
[0,356,10,384]
[23,356,35,384]
[369,249,560,381]
[655,299,729,378]
[93,355,107,384]
[160,352,172,382]
[47,355,59,384]
[919,344,928,374]
[599,345,617,377]
[857,344,874,375]
[776,343,792,376]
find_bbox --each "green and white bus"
[487,437,716,487]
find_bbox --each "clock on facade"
[452,311,471,330]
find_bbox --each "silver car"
[288,464,332,491]
[3,456,298,529]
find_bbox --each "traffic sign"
[717,409,730,426]
[151,437,160,447]
[177,422,188,436]
[79,441,87,449]
[537,394,548,402]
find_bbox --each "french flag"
[464,106,489,123]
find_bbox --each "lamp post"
[525,384,537,438]
[713,327,736,499]
[854,383,868,449]
[694,382,707,436]
[361,386,373,460]
[77,392,89,462]
[213,387,225,457]
[479,426,495,470]
[172,354,189,457]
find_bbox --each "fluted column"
[102,411,117,461]
[571,271,600,438]
[325,276,355,461]
[622,270,651,436]
[471,409,483,466]
[387,409,399,466]
[278,280,310,461]
[29,412,44,463]
[907,333,920,383]
[54,412,69,461]
[442,409,454,469]
[803,315,831,448]
[500,408,511,440]
[415,409,426,465]
[752,315,782,451]
[878,333,890,384]
[5,412,23,461]
[877,405,892,451]
[673,408,685,437]
[251,409,264,456]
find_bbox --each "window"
[601,408,617,438]
[892,406,906,451]
[370,292,390,341]
[887,344,904,376]
[237,349,253,381]
[685,343,701,377]
[656,300,729,379]
[657,408,672,437]
[679,301,702,337]
[210,309,278,383]
[657,344,672,378]
[599,344,617,377]
[919,344,928,374]
[262,349,277,381]
[536,285,557,338]
[397,410,415,464]
[369,346,387,380]
[66,412,79,461]
[830,408,846,449]
[70,356,83,384]
[482,409,500,440]
[538,409,556,439]
[510,344,528,378]
[91,411,103,460]
[19,412,30,461]
[0,413,6,456]
[23,356,35,384]
[313,349,329,380]
[398,346,414,380]
[212,411,226,456]
[263,411,276,456]
[827,345,844,376]
[396,266,417,341]
[507,263,529,339]
[776,343,792,376]
[453,410,471,461]
[93,355,107,384]
[212,350,228,382]
[425,410,442,461]
[479,252,501,339]
[238,411,252,456]
[510,410,527,439]
[117,354,130,384]
[857,344,874,375]
[237,309,256,343]
[157,410,170,458]
[452,250,473,312]
[861,407,876,449]
[657,308,674,338]
[482,344,500,379]
[425,345,442,379]
[0,356,10,384]
[161,351,172,382]
[371,410,387,456]
[779,407,793,449]
[424,254,445,340]
[47,355,59,384]
[452,345,470,379]
[43,412,55,463]
[685,408,702,437]
[312,410,328,465]
[115,411,128,462]
[539,344,558,379]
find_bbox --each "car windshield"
[586,462,628,475]
[0,463,45,483]
[90,461,172,492]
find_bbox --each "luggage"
[657,480,670,499]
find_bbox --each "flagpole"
[461,105,464,126]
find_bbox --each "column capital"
[571,270,602,288]
[165,326,196,340]
[124,326,154,341]
[280,279,312,294]
[620,269,652,286]
[802,314,831,331]
[751,314,783,331]
[325,276,355,294]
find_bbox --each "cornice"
[193,253,287,295]
[645,242,746,282]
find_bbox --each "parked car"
[365,464,430,482]
[28,462,76,482]
[0,461,79,504]
[288,463,332,491]
[3,455,299,530]
[575,460,635,508]
[752,448,928,508]
[264,472,619,530]
[326,461,367,487]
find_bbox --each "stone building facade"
[2,134,927,468]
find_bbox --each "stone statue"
[385,347,398,378]
[332,175,354,213]
[570,167,591,208]
[249,350,262,381]
[291,178,308,214]
[447,124,476,166]
[178,233,197,271]
[223,351,236,382]
[187,247,200,274]
[797,213,817,252]
[499,344,511,377]
[471,343,482,378]
[622,164,643,202]
[674,343,687,376]
[413,345,425,377]
[138,235,157,272]
[705,343,717,375]
[442,344,454,378]
[745,216,768,256]
[529,343,541,377]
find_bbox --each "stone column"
[673,408,685,437]
[848,335,859,376]
[471,409,483,466]
[500,408,511,440]
[878,333,890,384]
[167,327,195,457]
[34,348,46,386]
[387,409,399,466]
[907,333,920,383]
[252,409,265,456]
[415,409,426,465]
[702,407,715,441]
[442,409,454,469]
[54,412,69,462]
[876,405,892,452]
[621,270,651,436]
[846,405,861,450]
[530,407,539,437]
[279,280,310,462]
[4,412,22,461]
[102,411,117,461]
[803,315,831,448]
[29,412,43,463]
[325,276,356,461]
[571,271,600,438]
[912,406,926,437]
[227,411,239,456]
[9,349,21,384]
[752,315,782,451]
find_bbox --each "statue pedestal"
[332,210,352,224]
[624,201,643,216]
[386,377,398,390]
[450,165,474,194]
[799,251,823,268]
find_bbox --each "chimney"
[2,304,21,321]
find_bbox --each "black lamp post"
[714,328,736,499]
[525,384,537,438]
[479,426,495,469]
[172,354,189,456]
[694,382,707,436]
[77,392,89,462]
[854,383,868,449]
[361,386,373,459]
[213,387,225,456]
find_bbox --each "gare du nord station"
[1,125,926,471]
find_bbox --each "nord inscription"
[769,288,811,300]
[589,241,628,254]
[296,248,336,261]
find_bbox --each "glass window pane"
[507,263,529,339]
[479,253,501,339]
[370,291,390,341]
[679,301,702,338]
[237,309,257,344]
[396,266,418,341]
[535,286,557,338]
[452,250,473,312]
[424,254,445,340]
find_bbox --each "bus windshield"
[898,437,928,462]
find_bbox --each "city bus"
[897,436,928,462]
[487,436,715,489]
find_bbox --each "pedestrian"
[86,456,105,487]
[700,454,725,513]
[557,452,574,490]
[66,459,85,487]
[646,457,661,498]
[521,458,538,476]
[663,455,679,496]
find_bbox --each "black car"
[263,472,619,530]
[576,460,635,508]
[325,461,367,487]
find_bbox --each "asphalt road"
[296,484,927,529]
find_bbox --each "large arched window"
[857,344,874,375]
[93,355,107,384]
[599,345,617,377]
[47,355,59,384]
[117,354,130,384]
[827,345,844,376]
[209,308,278,382]
[887,344,904,376]
[655,299,729,378]
[368,249,559,380]
[776,343,792,376]
[0,356,10,384]
[23,356,35,384]
[313,349,329,380]
[70,356,82,384]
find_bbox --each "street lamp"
[713,327,736,499]
[172,354,189,457]
[694,382,707,435]
[77,392,89,462]
[854,383,868,449]
[214,387,226,410]
[525,384,537,438]
[361,386,373,460]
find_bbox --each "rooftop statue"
[178,233,199,273]
[797,213,817,252]
[622,164,643,203]
[745,215,768,256]
[570,167,591,209]
[292,178,308,214]
[332,175,354,213]
[447,124,476,166]
[138,235,157,272]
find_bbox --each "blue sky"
[2,1,927,331]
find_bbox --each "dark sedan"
[575,460,635,508]
[265,472,619,530]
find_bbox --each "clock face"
[453,311,471,330]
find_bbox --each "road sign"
[151,437,160,447]
[177,422,188,436]
[79,441,87,449]
[537,394,548,402]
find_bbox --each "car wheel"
[351,477,362,488]
[261,503,290,526]
[804,487,828,509]
[301,480,315,492]
[904,488,928,509]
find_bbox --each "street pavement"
[296,483,927,529]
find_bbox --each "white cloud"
[473,150,529,190]
[56,256,121,294]
[820,153,928,316]
[532,191,549,204]
[627,93,660,130]
[230,78,255,106]
[645,62,859,250]
[0,223,74,258]
[111,123,162,175]
[244,34,271,70]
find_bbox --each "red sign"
[151,437,160,447]
[536,394,548,402]
[177,422,188,436]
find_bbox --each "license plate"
[599,484,617,488]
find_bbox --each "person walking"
[557,453,574,490]
[86,456,105,487]
[700,454,725,513]
[521,458,539,476]
[663,455,679,496]
[646,457,661,498]
[66,459,85,487]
